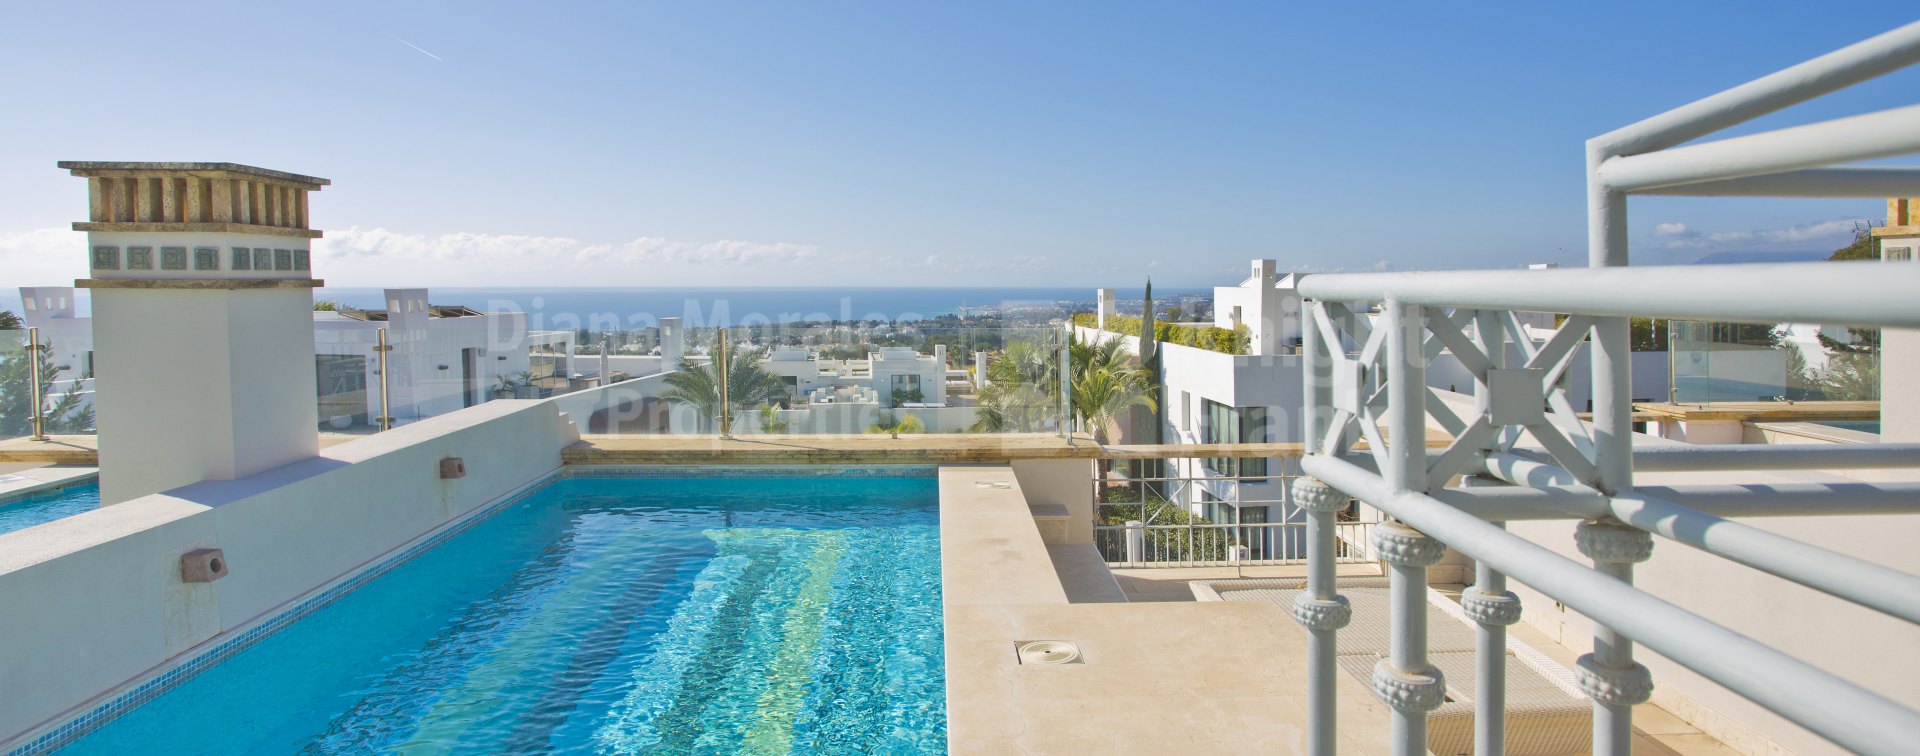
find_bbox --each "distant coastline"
[1,286,1209,323]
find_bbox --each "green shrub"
[1070,313,1250,356]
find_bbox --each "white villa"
[16,285,581,429]
[764,344,951,408]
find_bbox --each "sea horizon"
[3,285,1209,324]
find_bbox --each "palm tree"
[1070,336,1156,445]
[867,414,926,437]
[659,341,788,433]
[1066,336,1156,499]
[757,403,794,434]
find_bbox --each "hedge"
[1071,313,1250,355]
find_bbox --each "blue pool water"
[0,482,99,536]
[61,474,945,754]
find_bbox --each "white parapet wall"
[0,399,580,744]
[545,373,688,435]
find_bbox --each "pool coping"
[0,467,98,507]
[937,465,1403,754]
[3,466,564,756]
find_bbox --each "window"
[1887,246,1915,262]
[1202,400,1269,477]
[127,246,153,270]
[253,248,273,271]
[891,373,923,405]
[92,246,120,270]
[194,247,219,271]
[231,247,252,270]
[161,247,188,270]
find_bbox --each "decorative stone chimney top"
[59,161,329,289]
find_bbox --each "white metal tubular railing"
[1290,22,1920,756]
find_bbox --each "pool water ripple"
[60,475,945,754]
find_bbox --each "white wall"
[0,400,579,743]
[546,373,687,435]
[1011,459,1096,543]
[93,288,319,505]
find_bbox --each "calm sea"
[2,287,1205,326]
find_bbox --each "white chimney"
[62,161,328,504]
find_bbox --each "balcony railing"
[1286,22,1920,756]
[1093,453,1380,567]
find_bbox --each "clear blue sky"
[2,2,1915,288]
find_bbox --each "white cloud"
[1649,218,1860,253]
[0,223,1072,289]
[316,226,876,286]
[0,228,89,287]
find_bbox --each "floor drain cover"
[1016,640,1083,665]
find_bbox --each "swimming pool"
[58,472,945,754]
[0,482,99,537]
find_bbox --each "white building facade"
[19,284,579,431]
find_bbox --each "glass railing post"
[28,327,47,441]
[718,329,732,438]
[375,328,393,432]
[1058,328,1072,442]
